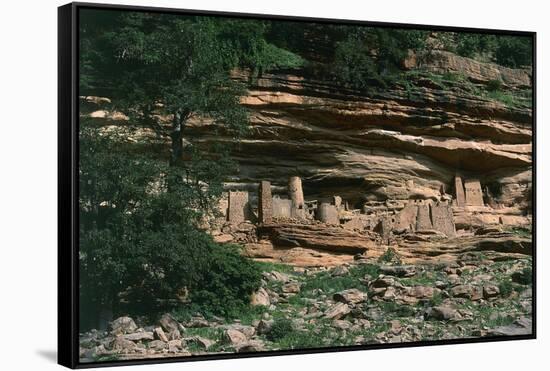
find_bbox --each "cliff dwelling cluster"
[217,174,507,245]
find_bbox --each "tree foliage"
[79,126,261,328]
[441,32,532,68]
[330,27,428,89]
[80,10,304,165]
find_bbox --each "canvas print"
[76,7,533,364]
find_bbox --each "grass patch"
[378,301,417,317]
[227,305,268,325]
[400,270,444,286]
[185,326,224,340]
[94,354,119,362]
[402,69,531,109]
[428,291,444,307]
[469,303,517,328]
[254,261,295,274]
[171,302,267,325]
[506,226,532,238]
[270,320,335,349]
[299,264,378,297]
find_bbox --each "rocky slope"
[79,255,532,362]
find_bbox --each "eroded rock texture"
[81,49,532,267]
[181,61,532,214]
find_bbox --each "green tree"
[77,10,308,328]
[439,32,532,68]
[331,27,429,89]
[80,10,303,165]
[78,126,261,329]
[454,33,497,60]
[494,35,532,68]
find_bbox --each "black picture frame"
[58,2,537,369]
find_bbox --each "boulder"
[369,276,396,288]
[487,317,532,336]
[262,271,290,283]
[110,316,138,335]
[282,282,301,294]
[224,329,248,345]
[379,265,417,277]
[235,340,265,353]
[251,287,271,306]
[148,340,167,350]
[167,328,182,340]
[256,319,274,335]
[158,313,182,333]
[153,327,168,343]
[428,305,462,321]
[324,303,351,320]
[331,265,350,277]
[225,324,256,338]
[122,331,154,342]
[450,285,483,300]
[110,337,137,352]
[214,234,234,243]
[185,336,215,350]
[333,289,368,305]
[167,339,183,351]
[332,320,352,330]
[483,284,500,299]
[407,286,435,299]
[187,318,210,328]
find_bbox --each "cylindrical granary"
[288,176,304,208]
[317,202,339,224]
[288,176,305,219]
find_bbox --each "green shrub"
[378,247,402,264]
[512,267,533,285]
[442,71,467,83]
[190,244,262,318]
[486,79,503,92]
[267,318,295,341]
[494,35,532,68]
[498,280,514,297]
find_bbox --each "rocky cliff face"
[81,49,533,266]
[179,51,532,214]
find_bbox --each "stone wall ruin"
[454,176,484,207]
[272,196,292,218]
[317,202,339,225]
[221,175,460,242]
[454,176,466,206]
[464,179,484,206]
[227,191,250,223]
[258,181,273,224]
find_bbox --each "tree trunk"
[169,111,186,166]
